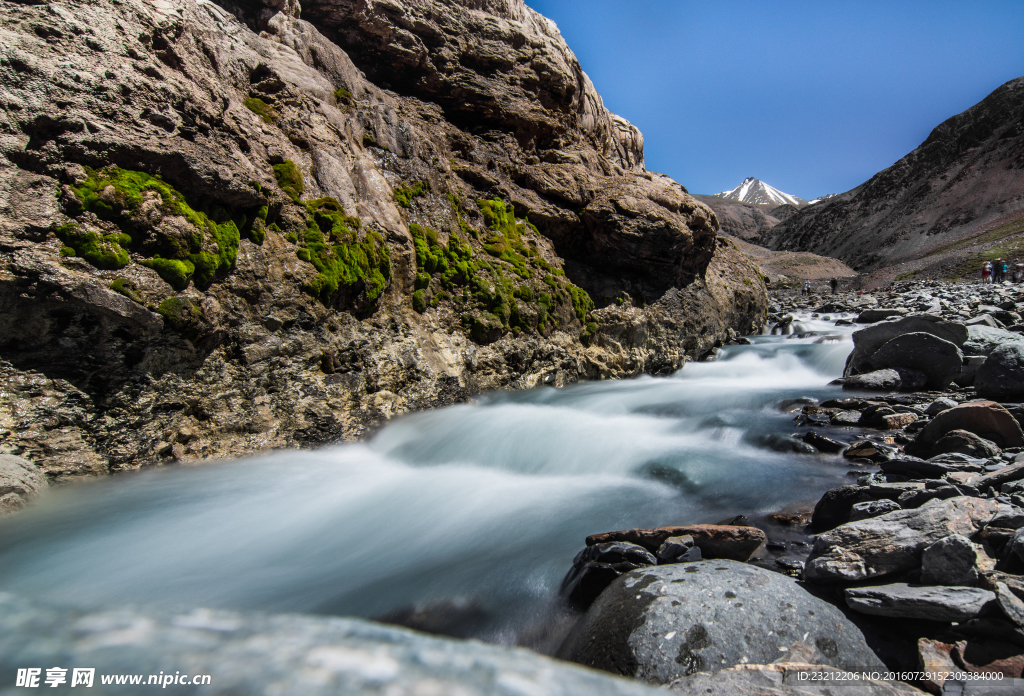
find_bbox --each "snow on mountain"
[714,177,807,206]
[808,193,838,205]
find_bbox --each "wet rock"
[585,525,766,562]
[850,499,902,522]
[811,483,923,532]
[860,405,918,430]
[831,410,864,425]
[0,595,664,696]
[0,454,47,515]
[920,534,979,586]
[801,431,846,453]
[562,542,658,609]
[845,584,997,622]
[557,561,884,683]
[804,497,1002,583]
[868,332,963,390]
[976,343,1024,401]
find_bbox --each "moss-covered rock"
[273,161,304,203]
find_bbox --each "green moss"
[333,87,353,104]
[244,97,278,123]
[412,289,427,313]
[394,180,430,208]
[568,284,594,323]
[140,257,195,291]
[54,223,129,269]
[362,134,387,151]
[157,296,202,331]
[272,160,304,203]
[66,166,242,282]
[110,277,143,303]
[294,197,391,308]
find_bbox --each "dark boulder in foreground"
[0,594,661,696]
[867,332,963,389]
[557,561,883,684]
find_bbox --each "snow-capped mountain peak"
[714,177,807,206]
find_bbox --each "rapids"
[0,314,861,650]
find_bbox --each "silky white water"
[0,315,859,647]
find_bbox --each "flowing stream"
[0,314,861,650]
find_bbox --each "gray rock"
[964,325,1024,357]
[557,561,884,683]
[841,369,902,391]
[0,594,662,696]
[1011,529,1024,564]
[563,542,658,609]
[927,429,1002,459]
[920,534,978,586]
[868,332,963,390]
[849,499,902,522]
[925,397,958,416]
[966,314,1004,328]
[0,454,47,515]
[976,343,1024,401]
[845,584,997,621]
[897,485,962,509]
[804,497,1001,583]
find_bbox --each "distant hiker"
[1000,260,1010,283]
[830,277,838,294]
[982,262,992,284]
[802,280,810,296]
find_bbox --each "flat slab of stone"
[585,525,766,562]
[845,583,997,621]
[558,561,883,684]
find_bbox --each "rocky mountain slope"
[762,76,1024,271]
[0,0,767,479]
[714,177,806,206]
[692,194,782,240]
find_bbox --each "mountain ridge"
[714,177,807,207]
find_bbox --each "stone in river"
[844,583,997,622]
[924,397,958,416]
[920,534,978,586]
[557,561,883,684]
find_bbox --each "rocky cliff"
[0,0,767,479]
[762,76,1024,270]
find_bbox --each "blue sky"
[525,0,1024,200]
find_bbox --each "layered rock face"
[0,0,767,478]
[762,76,1024,270]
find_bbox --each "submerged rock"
[557,561,883,683]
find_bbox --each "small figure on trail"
[830,277,838,294]
[802,279,810,296]
[1000,260,1010,283]
[982,261,992,284]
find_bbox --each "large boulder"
[803,497,1003,583]
[844,316,968,377]
[907,400,1024,455]
[866,332,963,389]
[557,561,883,684]
[0,594,661,696]
[584,525,766,562]
[964,325,1024,357]
[0,455,47,514]
[976,343,1024,401]
[855,308,909,323]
